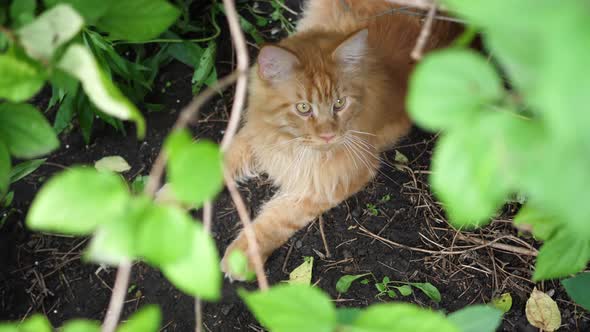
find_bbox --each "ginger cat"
[221,0,460,278]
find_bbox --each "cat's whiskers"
[347,130,377,137]
[342,140,360,171]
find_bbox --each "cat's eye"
[333,97,347,112]
[295,102,312,115]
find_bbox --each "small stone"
[295,240,303,249]
[351,207,361,218]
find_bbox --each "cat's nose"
[319,133,336,142]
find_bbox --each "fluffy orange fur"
[222,0,460,278]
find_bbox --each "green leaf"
[58,44,145,138]
[240,284,337,332]
[0,142,9,195]
[561,272,590,311]
[9,158,45,183]
[0,103,59,159]
[514,204,558,241]
[43,0,116,23]
[13,314,53,332]
[407,48,504,131]
[60,320,100,332]
[0,53,45,102]
[336,308,361,326]
[27,167,129,235]
[97,0,180,41]
[448,305,503,332]
[227,249,255,281]
[84,197,149,264]
[161,222,220,300]
[336,273,371,294]
[191,41,216,93]
[430,112,532,227]
[130,175,148,195]
[165,131,223,208]
[491,293,513,313]
[408,282,441,303]
[9,0,36,27]
[395,285,413,296]
[352,303,458,332]
[136,204,193,266]
[387,290,397,298]
[16,4,84,61]
[117,305,161,332]
[533,230,590,280]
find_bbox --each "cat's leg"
[221,194,332,279]
[224,129,257,181]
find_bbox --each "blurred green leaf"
[0,103,59,159]
[136,204,193,266]
[116,305,161,332]
[43,0,116,23]
[514,204,557,241]
[27,167,129,235]
[9,0,36,27]
[407,49,503,131]
[448,305,503,332]
[240,284,336,332]
[352,303,458,332]
[0,53,45,102]
[161,221,220,300]
[58,44,145,138]
[165,130,223,208]
[16,4,84,61]
[9,158,45,184]
[60,320,100,332]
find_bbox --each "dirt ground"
[1,2,589,331]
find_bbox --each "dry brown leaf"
[525,287,561,331]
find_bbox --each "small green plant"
[365,203,379,216]
[336,274,441,303]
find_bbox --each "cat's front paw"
[221,235,266,282]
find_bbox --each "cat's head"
[249,29,377,149]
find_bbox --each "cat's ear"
[257,45,299,82]
[333,29,369,70]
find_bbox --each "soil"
[1,2,589,332]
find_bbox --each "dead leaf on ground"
[525,287,561,331]
[287,256,313,285]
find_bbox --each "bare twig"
[145,71,241,196]
[359,226,538,256]
[195,201,213,332]
[101,260,131,332]
[220,0,249,151]
[318,215,331,258]
[455,233,538,257]
[224,169,269,290]
[411,3,437,60]
[219,0,269,290]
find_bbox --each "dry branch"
[411,4,436,60]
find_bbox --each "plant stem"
[101,260,131,332]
